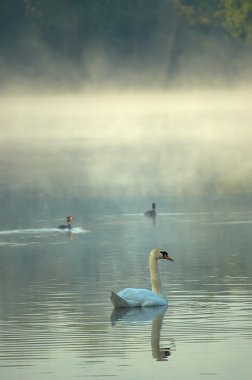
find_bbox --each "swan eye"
[160,251,168,259]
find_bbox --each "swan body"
[110,248,173,308]
[111,288,167,307]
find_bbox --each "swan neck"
[149,253,161,294]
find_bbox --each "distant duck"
[144,203,156,217]
[58,216,75,230]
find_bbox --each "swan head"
[151,248,174,261]
[160,250,174,261]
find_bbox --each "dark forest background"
[0,0,252,89]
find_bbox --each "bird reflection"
[67,231,73,240]
[110,305,173,361]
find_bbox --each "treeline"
[0,0,252,87]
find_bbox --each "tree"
[173,0,252,40]
[222,0,252,39]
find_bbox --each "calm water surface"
[1,211,252,380]
[0,92,252,379]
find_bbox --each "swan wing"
[110,291,132,308]
[115,288,167,307]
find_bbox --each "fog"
[0,89,251,201]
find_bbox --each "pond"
[0,90,251,379]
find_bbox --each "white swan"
[110,248,174,307]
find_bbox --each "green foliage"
[1,0,252,53]
[174,0,222,25]
[174,0,252,39]
[222,0,252,38]
[0,0,251,83]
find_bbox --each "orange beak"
[164,255,174,261]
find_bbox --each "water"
[0,91,252,379]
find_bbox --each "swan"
[58,216,75,230]
[144,203,156,217]
[110,248,174,308]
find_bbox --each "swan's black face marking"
[160,251,174,261]
[160,251,168,258]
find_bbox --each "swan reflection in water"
[111,305,174,361]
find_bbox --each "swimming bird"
[57,216,74,230]
[110,248,174,308]
[144,203,156,217]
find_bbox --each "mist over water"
[0,89,251,201]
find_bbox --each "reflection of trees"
[111,305,174,361]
